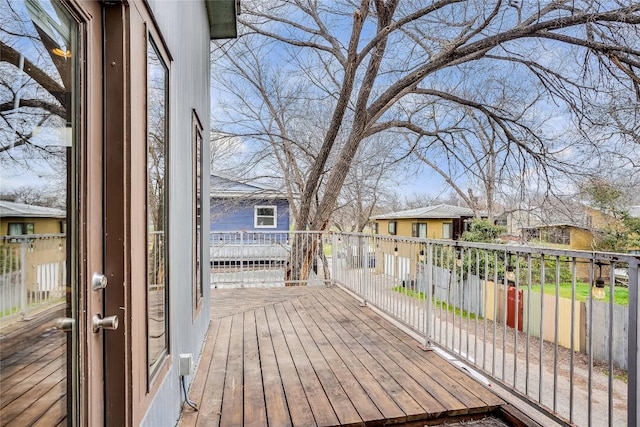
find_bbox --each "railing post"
[421,241,433,350]
[239,231,244,288]
[20,239,27,318]
[363,237,369,303]
[629,259,639,427]
[331,233,337,285]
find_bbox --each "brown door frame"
[102,2,131,425]
[61,1,108,425]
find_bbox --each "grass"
[322,243,333,256]
[392,286,480,319]
[0,306,20,318]
[529,282,628,306]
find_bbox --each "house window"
[442,223,452,239]
[8,223,34,236]
[193,111,203,309]
[146,35,169,380]
[372,223,378,234]
[412,223,427,238]
[544,227,571,245]
[388,221,397,235]
[255,206,277,228]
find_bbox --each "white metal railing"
[331,232,640,427]
[209,231,330,287]
[0,234,67,321]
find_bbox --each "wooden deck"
[0,305,67,427]
[181,285,506,427]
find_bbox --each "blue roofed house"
[209,175,291,269]
[209,175,290,232]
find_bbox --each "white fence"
[209,231,329,287]
[0,234,66,320]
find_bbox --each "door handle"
[55,317,75,332]
[92,272,108,291]
[92,314,119,333]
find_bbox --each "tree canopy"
[212,0,640,232]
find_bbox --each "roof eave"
[205,0,238,39]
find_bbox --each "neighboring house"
[495,207,545,236]
[496,199,619,239]
[370,204,479,240]
[209,175,291,266]
[0,201,66,300]
[522,223,599,251]
[0,200,66,236]
[210,175,290,232]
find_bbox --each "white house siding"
[140,1,212,426]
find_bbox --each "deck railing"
[331,232,639,427]
[0,234,67,321]
[209,231,330,287]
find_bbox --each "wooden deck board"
[292,291,408,425]
[0,325,66,426]
[243,311,268,427]
[179,318,220,425]
[320,289,501,412]
[182,285,507,427]
[312,291,458,418]
[328,288,504,410]
[219,313,245,426]
[254,308,291,427]
[305,291,430,422]
[264,304,316,427]
[273,302,340,426]
[281,299,362,426]
[197,316,233,426]
[2,365,65,426]
[289,297,386,423]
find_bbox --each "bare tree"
[214,0,640,279]
[1,1,72,199]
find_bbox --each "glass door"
[0,1,106,425]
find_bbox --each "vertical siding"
[140,1,212,426]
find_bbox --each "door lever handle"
[55,317,75,332]
[92,314,119,333]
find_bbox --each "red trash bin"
[507,286,523,331]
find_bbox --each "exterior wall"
[375,218,454,239]
[570,227,595,250]
[139,1,212,425]
[0,217,63,235]
[210,198,290,232]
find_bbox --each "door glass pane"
[147,37,168,377]
[0,0,77,424]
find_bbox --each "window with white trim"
[255,206,277,228]
[442,223,453,239]
[388,221,397,235]
[412,222,427,238]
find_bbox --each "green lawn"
[529,282,628,306]
[394,282,629,307]
[392,286,479,319]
